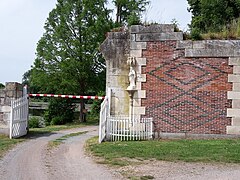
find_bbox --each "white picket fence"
[9,89,29,139]
[108,116,153,141]
[98,89,153,143]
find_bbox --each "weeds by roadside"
[0,134,25,159]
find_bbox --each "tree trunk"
[79,99,86,122]
[116,5,122,24]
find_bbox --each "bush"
[29,116,40,128]
[191,28,203,40]
[44,98,75,125]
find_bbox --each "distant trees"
[26,0,149,124]
[187,0,240,34]
[0,83,4,89]
[113,0,150,25]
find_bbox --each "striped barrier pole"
[28,94,105,100]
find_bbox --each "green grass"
[28,122,89,136]
[0,134,25,159]
[48,131,88,149]
[86,137,240,166]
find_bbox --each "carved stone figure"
[127,57,136,90]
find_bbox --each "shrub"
[29,116,40,128]
[44,98,75,125]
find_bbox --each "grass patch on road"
[86,137,240,166]
[28,122,88,136]
[48,131,88,149]
[0,134,25,159]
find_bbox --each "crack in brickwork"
[142,41,232,134]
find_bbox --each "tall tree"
[31,0,113,122]
[188,0,240,33]
[112,0,150,25]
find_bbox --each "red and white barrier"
[28,94,105,100]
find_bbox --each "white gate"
[99,89,111,143]
[9,87,29,139]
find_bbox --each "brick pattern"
[142,41,232,134]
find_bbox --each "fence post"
[9,101,13,139]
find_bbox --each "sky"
[0,0,191,84]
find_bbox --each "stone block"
[186,49,240,57]
[193,41,205,49]
[136,58,146,66]
[233,66,240,74]
[232,99,240,108]
[133,90,146,99]
[133,98,142,107]
[233,83,240,91]
[137,74,146,82]
[205,40,240,49]
[130,24,174,34]
[176,40,192,49]
[130,42,147,50]
[136,32,183,42]
[227,126,240,134]
[133,106,145,115]
[227,108,240,117]
[228,91,240,99]
[107,75,128,88]
[232,117,240,126]
[136,82,142,89]
[229,57,240,65]
[131,34,136,41]
[228,74,240,82]
[130,50,142,57]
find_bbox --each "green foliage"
[87,137,240,165]
[44,99,75,125]
[0,135,25,159]
[31,0,113,95]
[188,0,240,33]
[199,18,240,40]
[0,83,4,89]
[28,0,113,122]
[190,28,203,40]
[28,116,40,128]
[113,0,150,26]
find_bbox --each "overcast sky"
[0,0,191,84]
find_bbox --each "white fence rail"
[108,116,153,141]
[99,88,111,143]
[9,95,29,139]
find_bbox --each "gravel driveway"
[1,126,240,180]
[0,126,121,180]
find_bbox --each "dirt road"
[1,126,240,180]
[0,126,121,180]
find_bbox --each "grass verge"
[48,131,88,149]
[86,137,240,166]
[0,134,25,159]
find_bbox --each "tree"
[187,0,240,33]
[31,0,113,122]
[0,83,4,89]
[112,0,150,25]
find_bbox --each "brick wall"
[101,24,240,136]
[142,41,232,134]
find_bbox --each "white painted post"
[9,101,13,139]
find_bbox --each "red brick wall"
[142,41,233,134]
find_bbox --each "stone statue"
[127,57,136,90]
